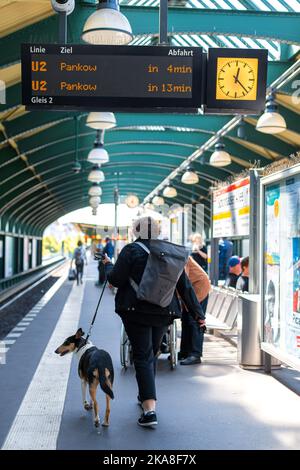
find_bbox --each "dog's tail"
[99,369,114,400]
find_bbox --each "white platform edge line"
[3,274,67,345]
[2,281,85,450]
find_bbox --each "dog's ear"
[75,328,85,339]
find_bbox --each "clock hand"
[234,68,240,83]
[235,78,249,94]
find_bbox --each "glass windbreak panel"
[263,172,300,359]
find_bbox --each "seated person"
[225,256,241,288]
[236,256,249,292]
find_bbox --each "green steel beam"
[21,182,211,229]
[1,6,300,68]
[7,176,211,226]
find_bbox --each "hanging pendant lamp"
[82,0,133,45]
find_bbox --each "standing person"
[180,256,211,365]
[103,217,205,427]
[72,240,87,286]
[219,238,233,280]
[190,233,208,272]
[94,238,106,286]
[103,237,114,259]
[225,256,241,288]
[236,256,249,292]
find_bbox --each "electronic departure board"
[21,44,203,111]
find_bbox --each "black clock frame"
[203,48,268,115]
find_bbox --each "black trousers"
[98,261,106,284]
[122,317,167,402]
[75,261,84,284]
[180,296,208,358]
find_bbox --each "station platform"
[1,261,300,451]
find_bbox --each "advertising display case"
[212,176,250,238]
[260,164,300,369]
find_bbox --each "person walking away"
[190,233,208,272]
[225,256,241,288]
[236,256,249,292]
[180,256,211,365]
[73,240,87,285]
[94,239,106,286]
[103,217,205,427]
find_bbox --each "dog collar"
[76,342,94,362]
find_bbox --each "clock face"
[216,57,258,101]
[126,194,139,208]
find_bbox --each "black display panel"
[204,48,268,115]
[21,44,203,111]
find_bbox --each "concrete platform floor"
[0,261,300,450]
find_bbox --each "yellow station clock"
[216,57,259,101]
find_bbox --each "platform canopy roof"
[0,0,300,236]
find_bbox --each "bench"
[205,287,239,331]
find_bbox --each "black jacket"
[106,239,205,326]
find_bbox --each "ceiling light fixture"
[87,130,109,165]
[89,196,101,208]
[86,111,116,130]
[163,184,177,198]
[181,166,199,184]
[210,140,232,167]
[88,166,105,183]
[82,0,133,45]
[152,195,165,206]
[256,91,287,134]
[88,183,102,197]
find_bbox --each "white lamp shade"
[210,149,232,167]
[145,203,154,211]
[86,112,116,130]
[88,168,105,183]
[256,111,287,134]
[163,185,177,198]
[181,170,199,185]
[82,8,133,45]
[88,185,102,197]
[152,196,165,206]
[87,146,109,165]
[89,196,101,208]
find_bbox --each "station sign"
[204,48,268,114]
[21,44,203,111]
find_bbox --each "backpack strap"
[129,241,150,292]
[134,241,150,254]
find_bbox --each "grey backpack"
[129,240,189,308]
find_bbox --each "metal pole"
[249,168,262,294]
[209,191,219,286]
[159,0,168,45]
[59,11,67,44]
[114,187,119,262]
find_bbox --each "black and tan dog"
[55,328,114,428]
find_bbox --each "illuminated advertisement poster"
[212,177,250,238]
[264,184,281,347]
[263,170,300,359]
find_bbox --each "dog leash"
[85,279,108,344]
